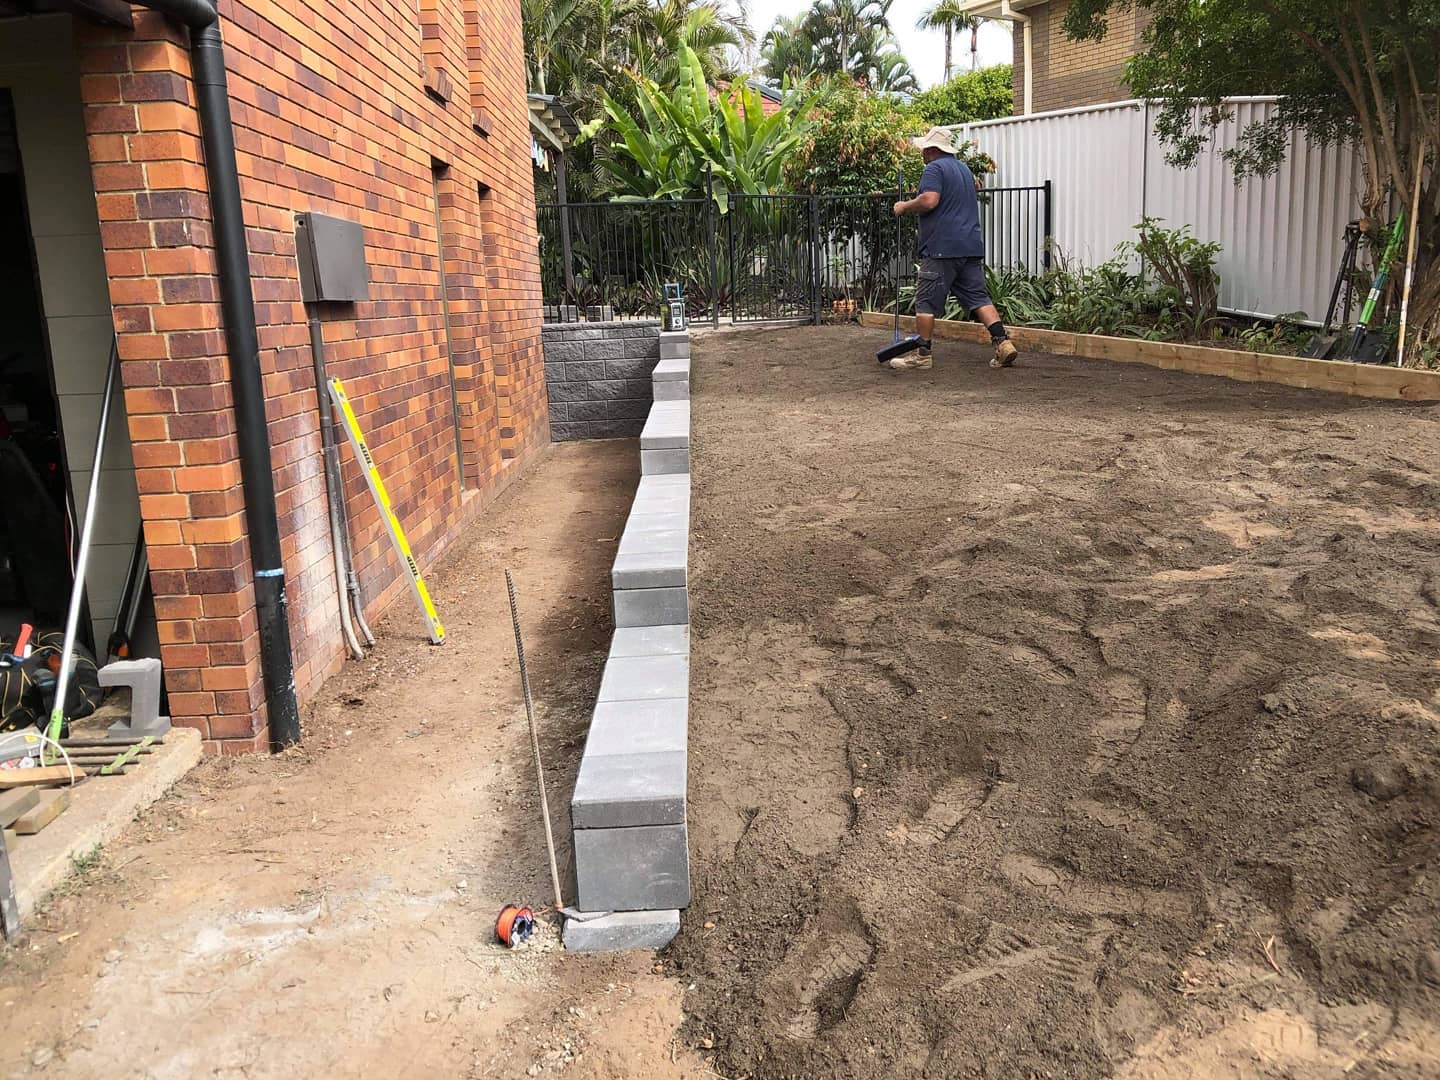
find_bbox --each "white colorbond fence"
[952,97,1368,323]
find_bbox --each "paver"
[597,654,688,702]
[651,356,689,382]
[640,448,690,475]
[583,698,688,756]
[612,553,686,590]
[609,625,689,657]
[640,401,690,449]
[562,909,680,952]
[658,331,690,360]
[571,749,687,827]
[614,586,689,627]
[654,379,689,401]
[573,823,691,911]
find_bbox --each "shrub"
[908,65,1013,127]
[1121,217,1221,336]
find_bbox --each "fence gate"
[726,193,817,323]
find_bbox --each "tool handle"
[894,168,904,341]
[12,624,31,659]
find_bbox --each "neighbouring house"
[962,0,1148,114]
[0,0,547,753]
[714,80,783,117]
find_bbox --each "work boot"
[990,338,1018,368]
[889,346,932,371]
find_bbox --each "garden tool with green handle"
[1343,211,1404,363]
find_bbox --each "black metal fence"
[536,182,1052,325]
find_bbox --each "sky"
[744,0,1016,90]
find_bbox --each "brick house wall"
[1012,0,1149,113]
[66,0,546,753]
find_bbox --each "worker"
[891,127,1017,372]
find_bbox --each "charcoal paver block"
[563,909,680,952]
[583,338,629,361]
[567,399,616,423]
[609,625,689,657]
[640,448,689,475]
[574,823,691,911]
[614,586,689,627]
[564,359,606,383]
[598,654,689,702]
[640,401,690,450]
[584,698,688,756]
[547,380,589,404]
[571,749,686,828]
[604,356,658,381]
[544,340,586,362]
[653,379,689,401]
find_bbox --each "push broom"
[877,168,925,364]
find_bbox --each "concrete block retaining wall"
[543,320,662,442]
[565,327,693,952]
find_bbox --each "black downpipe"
[139,0,301,748]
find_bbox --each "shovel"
[1342,210,1405,364]
[1302,223,1359,360]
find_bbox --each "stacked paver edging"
[565,327,693,952]
[543,320,662,441]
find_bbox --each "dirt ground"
[5,326,1440,1080]
[672,325,1440,1079]
[0,441,707,1079]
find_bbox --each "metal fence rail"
[536,182,1053,325]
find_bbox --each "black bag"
[0,630,102,733]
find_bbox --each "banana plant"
[579,45,822,209]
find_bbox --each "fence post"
[1042,179,1053,271]
[706,168,720,329]
[555,151,576,298]
[810,193,821,325]
[726,192,736,324]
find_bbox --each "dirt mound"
[671,326,1440,1078]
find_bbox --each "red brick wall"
[1012,0,1149,114]
[73,0,547,752]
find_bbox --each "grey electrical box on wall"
[295,212,370,303]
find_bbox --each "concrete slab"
[639,401,690,450]
[574,823,691,911]
[616,526,687,555]
[619,511,688,537]
[640,448,690,475]
[614,586,690,627]
[563,909,680,952]
[629,487,690,514]
[597,654,689,702]
[9,727,202,920]
[654,380,689,401]
[609,625,689,658]
[584,698,688,756]
[570,749,687,827]
[651,356,689,381]
[612,552,687,590]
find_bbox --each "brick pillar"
[77,14,269,754]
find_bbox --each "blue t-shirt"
[916,155,984,259]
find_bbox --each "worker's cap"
[912,127,957,153]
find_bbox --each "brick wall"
[1012,0,1149,114]
[71,0,546,753]
[544,320,661,441]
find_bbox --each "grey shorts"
[915,256,992,317]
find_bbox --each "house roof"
[958,0,1044,17]
[527,95,579,153]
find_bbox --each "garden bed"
[671,324,1440,1079]
[862,311,1440,401]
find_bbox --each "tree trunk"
[971,23,979,71]
[944,26,952,83]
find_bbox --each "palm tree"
[915,0,975,83]
[760,14,824,83]
[628,0,754,88]
[803,0,895,78]
[867,49,919,93]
